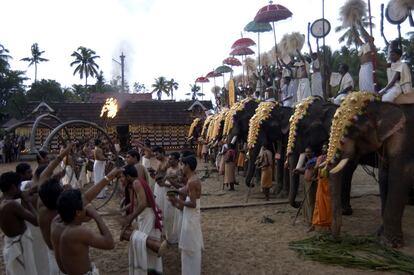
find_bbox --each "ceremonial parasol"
[230,47,255,86]
[215,65,233,87]
[244,20,272,69]
[254,1,293,58]
[231,37,256,50]
[195,76,210,95]
[206,70,222,87]
[223,57,242,66]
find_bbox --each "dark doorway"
[117,125,129,152]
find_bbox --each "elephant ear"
[375,103,406,142]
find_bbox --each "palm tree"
[187,83,202,100]
[151,76,169,100]
[20,43,49,82]
[70,46,100,87]
[0,44,12,74]
[335,17,375,48]
[166,78,179,100]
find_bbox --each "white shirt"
[339,72,354,93]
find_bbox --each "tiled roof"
[19,100,213,126]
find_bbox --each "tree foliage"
[26,79,64,102]
[20,43,49,83]
[70,46,100,87]
[151,76,169,100]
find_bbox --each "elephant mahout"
[327,92,414,247]
[286,97,337,208]
[245,101,293,197]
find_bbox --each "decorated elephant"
[187,117,204,151]
[327,92,414,247]
[245,102,293,196]
[286,97,338,208]
[225,97,259,144]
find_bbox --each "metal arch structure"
[5,121,66,146]
[41,120,121,210]
[29,113,71,154]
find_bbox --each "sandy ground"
[0,160,413,275]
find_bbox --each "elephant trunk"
[245,145,261,187]
[288,153,300,208]
[329,167,343,237]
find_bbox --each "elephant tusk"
[296,153,306,169]
[330,158,349,174]
[231,136,237,144]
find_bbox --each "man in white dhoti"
[310,53,324,97]
[153,146,169,211]
[333,64,354,105]
[357,25,376,93]
[169,156,204,275]
[121,165,167,275]
[380,48,413,102]
[163,152,183,244]
[93,139,107,199]
[295,52,312,102]
[281,76,294,107]
[16,163,51,275]
[0,172,39,275]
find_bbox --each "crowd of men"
[0,138,204,275]
[278,33,411,106]
[0,134,27,164]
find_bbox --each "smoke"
[111,39,135,90]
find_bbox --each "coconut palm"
[151,76,169,100]
[166,78,179,100]
[70,46,100,87]
[186,83,202,100]
[335,17,375,48]
[0,44,12,72]
[20,43,49,83]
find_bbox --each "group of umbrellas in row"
[194,1,293,95]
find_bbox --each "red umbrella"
[195,76,209,83]
[254,1,293,62]
[254,2,292,23]
[205,70,221,87]
[231,38,256,50]
[230,47,255,56]
[195,76,210,96]
[223,57,242,66]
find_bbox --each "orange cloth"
[261,166,273,188]
[237,152,246,168]
[312,156,332,228]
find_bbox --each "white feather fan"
[339,0,367,27]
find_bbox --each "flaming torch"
[100,98,119,119]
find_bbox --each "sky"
[2,0,413,101]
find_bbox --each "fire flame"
[100,98,118,118]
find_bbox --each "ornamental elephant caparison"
[228,99,259,144]
[329,101,414,247]
[245,105,293,197]
[287,99,338,208]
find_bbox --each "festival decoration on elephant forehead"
[247,101,278,148]
[201,115,213,137]
[326,92,378,164]
[287,96,320,155]
[206,115,218,141]
[223,97,255,136]
[211,110,228,140]
[188,118,201,138]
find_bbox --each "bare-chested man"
[120,164,166,275]
[50,167,121,275]
[93,139,107,199]
[168,155,204,275]
[54,189,114,275]
[0,172,39,275]
[163,152,183,244]
[153,146,169,212]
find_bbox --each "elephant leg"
[378,160,389,217]
[341,160,357,215]
[382,166,411,248]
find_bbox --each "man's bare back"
[0,199,32,237]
